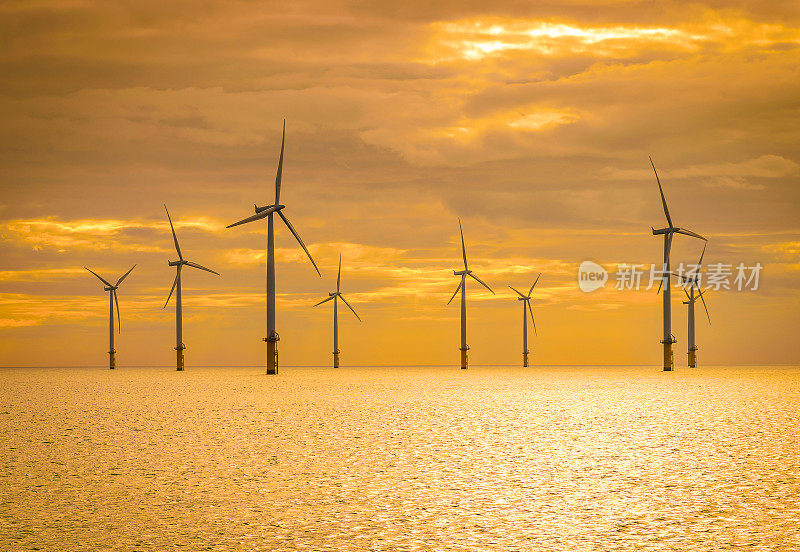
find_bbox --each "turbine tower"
[508,273,540,367]
[447,219,494,369]
[650,157,706,371]
[226,121,321,375]
[679,243,711,368]
[313,253,361,368]
[164,205,220,371]
[84,264,136,369]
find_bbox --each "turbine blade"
[682,285,691,300]
[277,211,321,276]
[675,228,707,241]
[164,204,183,260]
[185,261,220,276]
[84,267,113,287]
[225,207,276,229]
[528,273,541,296]
[164,271,179,308]
[116,264,136,286]
[458,218,468,270]
[697,284,711,324]
[527,300,537,336]
[337,253,342,293]
[697,242,707,268]
[113,289,121,333]
[468,272,494,294]
[656,278,663,295]
[650,156,673,228]
[313,296,334,307]
[275,120,285,205]
[447,280,463,305]
[508,285,526,298]
[339,294,362,322]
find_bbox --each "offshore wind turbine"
[679,243,711,368]
[649,156,707,371]
[313,253,361,368]
[164,205,220,371]
[447,219,494,369]
[84,264,136,369]
[508,273,540,367]
[226,121,321,375]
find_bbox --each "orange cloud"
[2,217,222,252]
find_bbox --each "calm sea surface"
[1,365,798,551]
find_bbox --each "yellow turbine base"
[688,347,697,368]
[662,340,674,371]
[267,340,278,375]
[109,352,116,370]
[176,348,184,372]
[460,348,468,370]
[523,351,529,368]
[333,352,340,369]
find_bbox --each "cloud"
[567,302,623,311]
[0,267,85,281]
[2,217,222,252]
[606,154,799,181]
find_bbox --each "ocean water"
[1,365,798,551]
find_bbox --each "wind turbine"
[508,274,540,367]
[447,219,494,369]
[650,156,707,371]
[226,121,321,375]
[679,243,711,368]
[313,253,361,368]
[84,264,136,369]
[164,205,220,371]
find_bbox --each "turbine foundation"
[266,337,279,375]
[661,338,675,371]
[523,351,529,368]
[176,346,184,371]
[333,350,340,369]
[109,351,116,370]
[688,347,697,368]
[460,347,468,370]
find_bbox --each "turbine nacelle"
[103,286,118,292]
[255,203,285,214]
[454,269,472,276]
[652,226,706,241]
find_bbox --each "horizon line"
[1,363,797,369]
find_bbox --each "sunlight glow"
[431,20,704,60]
[426,18,800,62]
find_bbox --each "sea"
[1,365,798,551]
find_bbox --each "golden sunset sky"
[1,0,798,367]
